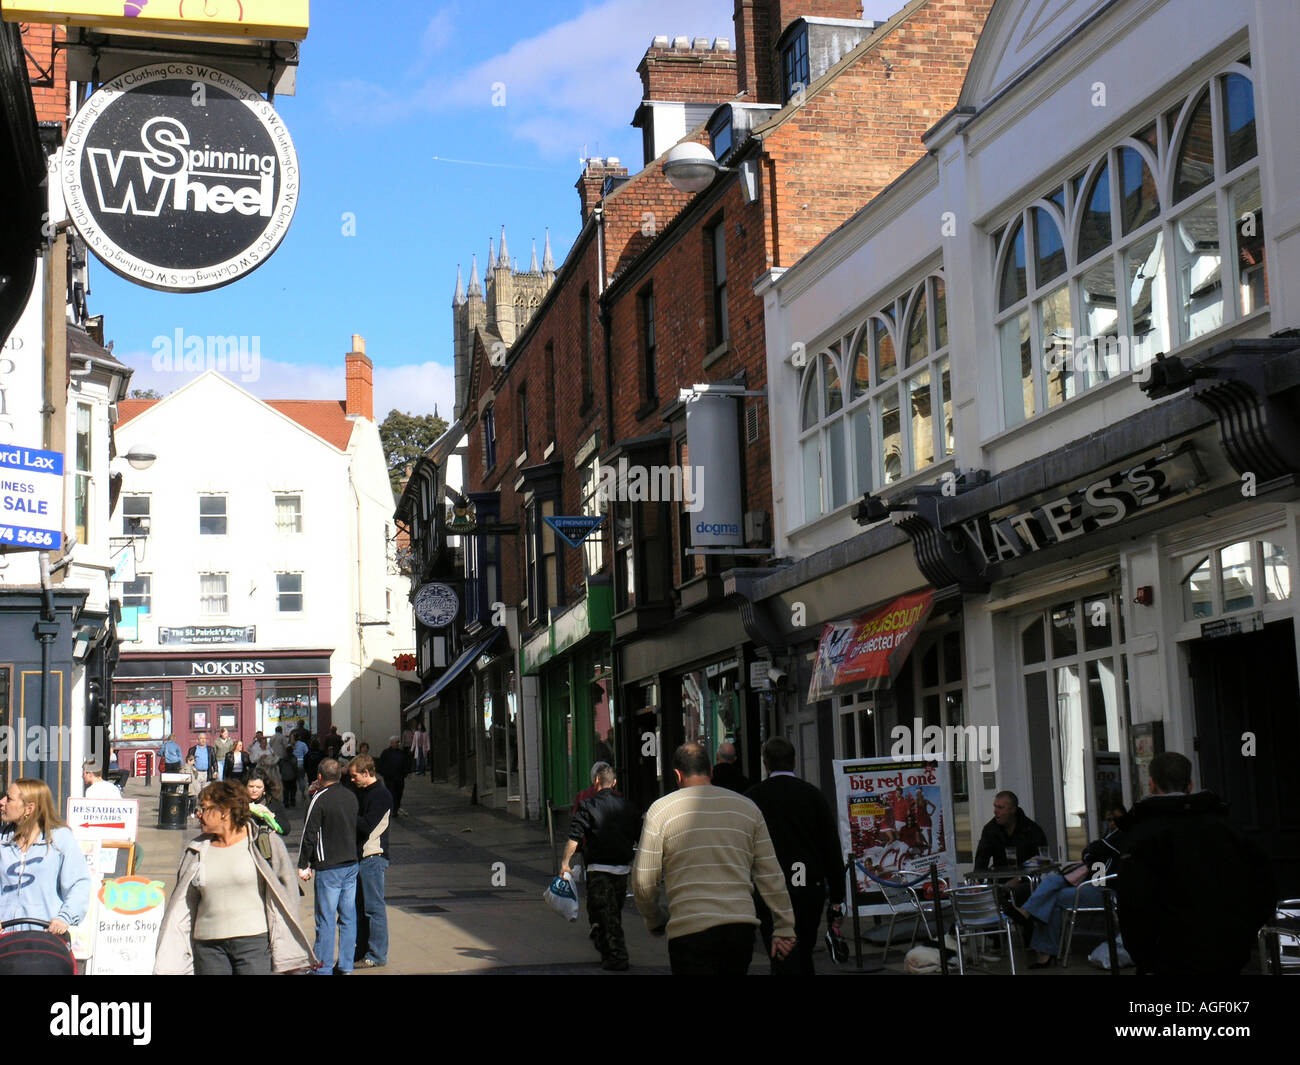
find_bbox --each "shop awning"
[402,629,501,720]
[807,589,935,702]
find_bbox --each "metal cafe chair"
[1258,898,1300,975]
[873,871,951,962]
[948,884,1017,974]
[1059,871,1119,967]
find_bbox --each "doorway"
[1189,618,1300,895]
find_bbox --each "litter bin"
[158,773,190,829]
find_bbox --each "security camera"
[767,666,788,688]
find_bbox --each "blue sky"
[102,0,740,419]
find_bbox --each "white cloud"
[325,0,732,158]
[418,6,456,60]
[374,361,456,422]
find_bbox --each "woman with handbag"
[1015,806,1127,967]
[154,780,316,975]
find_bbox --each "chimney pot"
[672,35,689,49]
[692,36,709,50]
[351,334,365,355]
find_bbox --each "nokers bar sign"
[62,64,299,292]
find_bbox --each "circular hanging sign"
[61,63,300,293]
[414,582,459,628]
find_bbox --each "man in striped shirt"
[633,742,797,975]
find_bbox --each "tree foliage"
[379,408,449,496]
[128,388,165,399]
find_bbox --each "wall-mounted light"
[125,446,156,470]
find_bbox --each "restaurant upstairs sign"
[61,63,299,292]
[1,1,309,41]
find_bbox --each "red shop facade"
[110,649,334,767]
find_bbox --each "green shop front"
[521,580,614,810]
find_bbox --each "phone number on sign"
[0,526,58,547]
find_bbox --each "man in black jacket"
[746,737,846,975]
[1117,751,1275,975]
[298,758,359,975]
[561,764,642,971]
[347,754,393,969]
[377,736,409,816]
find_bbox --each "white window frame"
[276,572,303,613]
[200,573,228,615]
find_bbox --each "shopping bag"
[543,873,580,922]
[1088,935,1134,970]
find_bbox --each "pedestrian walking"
[279,746,300,808]
[561,763,641,971]
[247,774,290,836]
[188,734,217,783]
[154,780,315,975]
[377,736,409,816]
[269,725,289,761]
[711,741,751,794]
[1117,751,1275,975]
[633,743,796,975]
[224,739,252,783]
[347,755,392,969]
[213,727,235,781]
[82,760,121,800]
[248,732,267,762]
[0,779,91,935]
[297,758,359,975]
[160,733,183,774]
[411,722,430,776]
[746,737,846,975]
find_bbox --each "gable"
[960,0,1111,111]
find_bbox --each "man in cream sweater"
[633,742,797,975]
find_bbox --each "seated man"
[1016,806,1126,967]
[973,790,1048,913]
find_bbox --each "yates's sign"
[61,64,299,292]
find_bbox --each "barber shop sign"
[61,63,299,292]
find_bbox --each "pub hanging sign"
[61,63,299,293]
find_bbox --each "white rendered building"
[109,338,413,760]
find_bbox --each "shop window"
[1179,537,1291,622]
[836,692,878,760]
[256,679,317,736]
[200,573,228,615]
[123,495,150,537]
[275,494,302,533]
[124,575,151,615]
[276,572,303,613]
[992,62,1262,431]
[199,495,227,535]
[112,683,171,742]
[798,273,950,524]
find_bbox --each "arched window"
[797,272,951,526]
[990,60,1262,431]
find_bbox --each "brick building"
[425,0,995,817]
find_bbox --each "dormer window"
[781,27,810,104]
[710,110,733,160]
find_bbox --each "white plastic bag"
[904,945,942,974]
[1088,935,1134,970]
[543,872,580,922]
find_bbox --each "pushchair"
[0,918,79,975]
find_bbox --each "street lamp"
[125,445,156,470]
[662,142,726,194]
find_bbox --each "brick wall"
[763,0,993,267]
[22,23,67,127]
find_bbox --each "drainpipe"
[35,551,59,783]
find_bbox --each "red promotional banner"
[807,589,935,701]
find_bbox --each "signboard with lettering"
[116,655,329,678]
[808,590,935,701]
[1,0,310,40]
[0,443,64,550]
[61,64,299,292]
[956,442,1207,569]
[66,798,140,843]
[90,876,166,976]
[414,583,459,628]
[0,281,43,449]
[159,625,256,645]
[543,515,604,549]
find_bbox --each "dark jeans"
[283,777,297,807]
[667,923,755,976]
[193,934,272,975]
[587,871,628,965]
[757,884,825,976]
[383,775,405,811]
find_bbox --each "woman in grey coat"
[154,780,317,975]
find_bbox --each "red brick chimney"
[576,157,630,223]
[345,335,373,421]
[637,36,739,103]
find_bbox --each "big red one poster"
[832,758,957,907]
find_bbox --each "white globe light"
[662,141,721,194]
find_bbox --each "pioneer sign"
[61,63,299,292]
